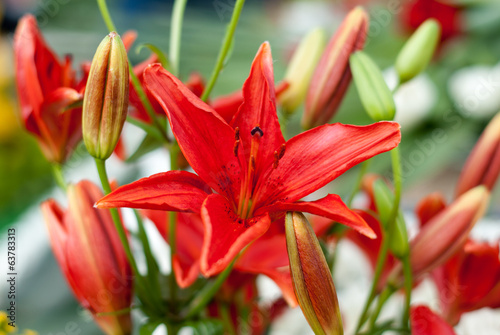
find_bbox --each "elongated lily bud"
[395,19,441,83]
[279,28,326,114]
[285,212,343,335]
[303,6,368,129]
[410,186,489,278]
[83,32,129,160]
[350,51,396,122]
[372,179,409,258]
[455,112,500,197]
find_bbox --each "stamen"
[233,140,240,157]
[277,143,286,159]
[273,144,286,169]
[250,126,264,137]
[235,127,240,140]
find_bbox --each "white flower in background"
[384,67,438,130]
[448,63,500,119]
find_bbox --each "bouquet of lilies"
[8,0,500,334]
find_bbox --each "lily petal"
[200,194,271,276]
[259,194,375,238]
[144,64,243,202]
[255,121,401,207]
[96,170,211,213]
[231,42,286,178]
[236,232,298,307]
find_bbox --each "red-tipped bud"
[285,212,343,335]
[415,192,447,226]
[409,186,489,278]
[83,32,129,160]
[303,6,368,129]
[41,181,132,335]
[455,112,500,197]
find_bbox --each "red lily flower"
[400,0,462,42]
[433,239,500,325]
[41,180,132,335]
[144,209,298,306]
[14,15,88,163]
[410,305,456,335]
[97,42,401,276]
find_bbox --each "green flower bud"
[395,19,441,83]
[350,51,395,121]
[285,212,343,335]
[83,32,129,160]
[279,28,326,114]
[372,179,409,258]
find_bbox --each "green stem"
[94,159,145,291]
[347,159,371,207]
[51,164,67,191]
[183,256,238,318]
[200,0,246,101]
[388,147,402,233]
[96,0,170,143]
[96,0,117,32]
[169,0,188,76]
[402,256,413,329]
[168,144,180,308]
[355,233,391,334]
[368,286,396,329]
[126,116,165,142]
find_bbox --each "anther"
[233,140,240,157]
[277,143,286,159]
[234,127,240,141]
[273,144,286,169]
[250,126,264,137]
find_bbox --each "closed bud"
[285,212,343,335]
[303,6,368,129]
[410,186,489,278]
[395,19,441,83]
[350,51,396,121]
[83,32,129,160]
[279,28,326,114]
[372,179,409,258]
[455,112,500,197]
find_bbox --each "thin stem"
[355,233,391,334]
[347,160,371,207]
[402,256,413,329]
[183,256,238,319]
[96,0,170,143]
[168,143,180,308]
[126,116,165,142]
[94,159,144,289]
[388,147,402,233]
[169,0,188,76]
[368,286,396,329]
[200,0,246,101]
[96,0,117,32]
[220,303,237,335]
[51,164,67,191]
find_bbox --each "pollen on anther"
[233,140,240,157]
[235,127,240,141]
[250,126,264,137]
[277,143,286,159]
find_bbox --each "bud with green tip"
[350,51,395,121]
[372,179,409,258]
[285,212,343,335]
[395,19,441,83]
[279,28,326,114]
[83,32,129,160]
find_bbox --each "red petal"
[254,122,401,207]
[96,170,211,213]
[145,210,204,288]
[410,305,456,335]
[416,192,447,227]
[200,194,271,276]
[143,64,243,202]
[121,30,137,51]
[211,90,243,123]
[258,194,375,238]
[236,232,298,307]
[231,42,286,179]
